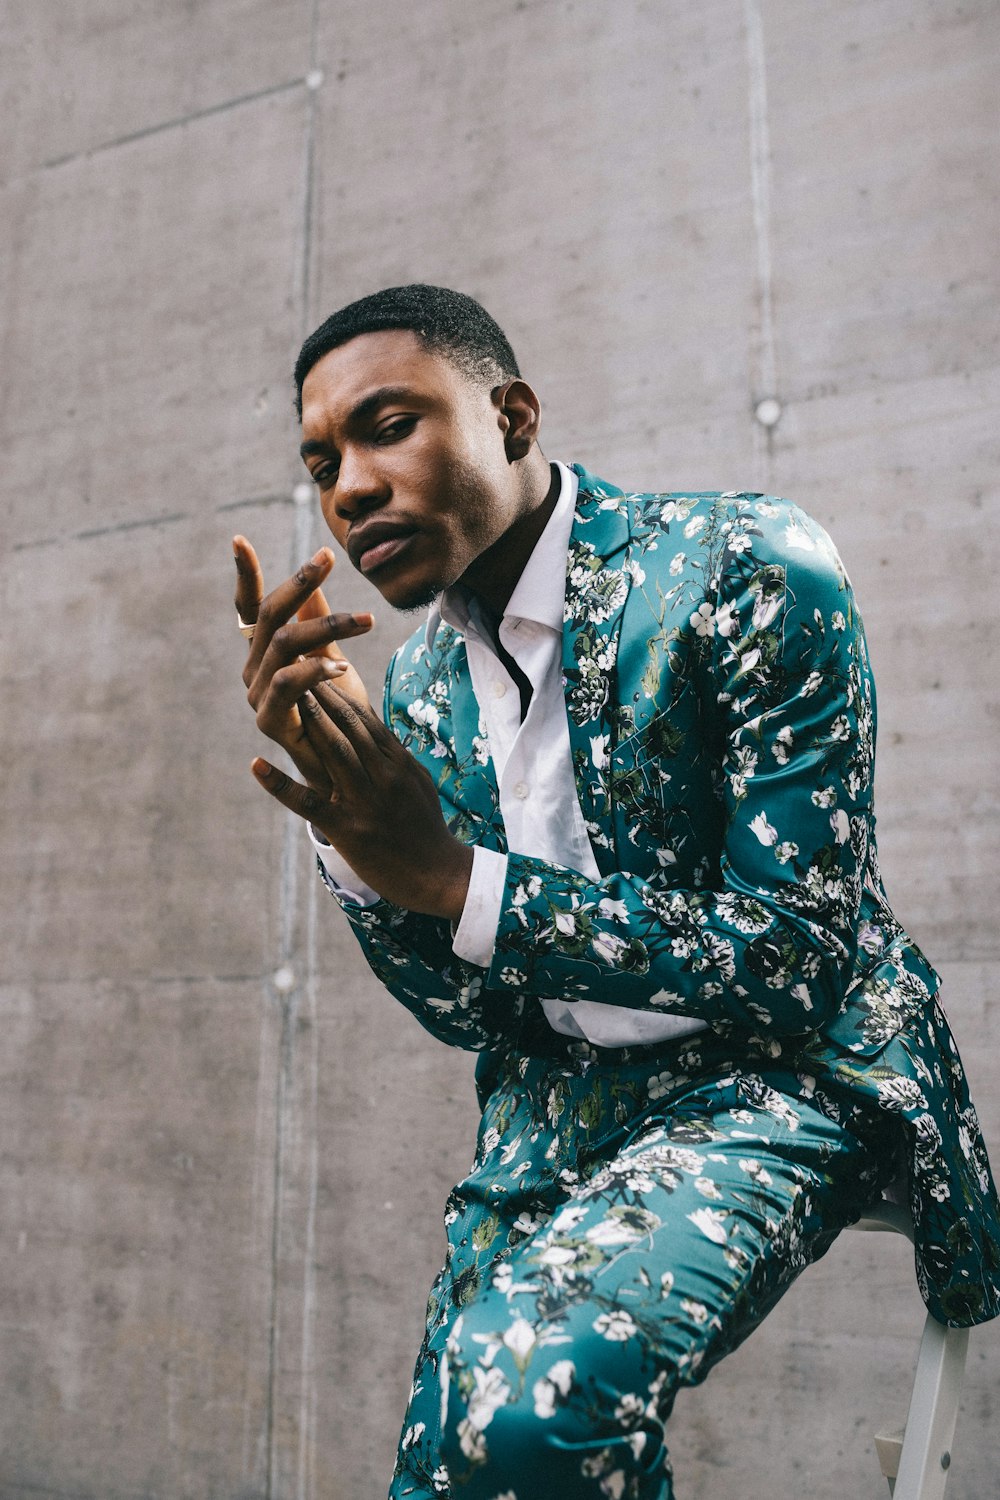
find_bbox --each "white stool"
[851,1201,970,1499]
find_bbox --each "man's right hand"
[233,535,374,794]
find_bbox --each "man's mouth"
[348,522,418,575]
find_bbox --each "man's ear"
[493,379,541,461]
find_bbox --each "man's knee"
[440,1312,673,1495]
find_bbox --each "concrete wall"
[1,1,997,1495]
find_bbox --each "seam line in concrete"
[13,510,188,550]
[744,0,777,490]
[40,76,307,171]
[12,493,294,552]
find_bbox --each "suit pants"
[389,1027,893,1500]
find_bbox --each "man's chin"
[385,579,447,614]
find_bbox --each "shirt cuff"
[451,846,507,967]
[308,824,380,907]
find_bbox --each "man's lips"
[347,522,418,575]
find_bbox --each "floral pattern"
[320,469,1000,1491]
[389,1040,891,1499]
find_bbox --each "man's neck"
[460,457,560,615]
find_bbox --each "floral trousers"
[389,1029,894,1500]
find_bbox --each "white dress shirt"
[313,462,705,1047]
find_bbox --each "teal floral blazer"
[326,466,1000,1327]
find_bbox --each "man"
[235,284,999,1500]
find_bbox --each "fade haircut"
[293,284,521,417]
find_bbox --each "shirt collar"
[425,461,579,648]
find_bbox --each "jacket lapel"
[561,467,634,877]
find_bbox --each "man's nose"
[333,450,388,518]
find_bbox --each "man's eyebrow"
[299,385,420,459]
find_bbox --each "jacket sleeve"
[316,645,513,1052]
[483,503,876,1040]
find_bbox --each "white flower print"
[669,551,686,576]
[592,932,629,964]
[590,734,609,770]
[457,1419,486,1462]
[409,697,441,733]
[687,1207,729,1243]
[749,812,778,846]
[491,1262,513,1294]
[533,1359,575,1418]
[593,1309,637,1342]
[615,1393,646,1424]
[739,1158,774,1187]
[458,977,482,1008]
[830,808,851,844]
[715,599,737,636]
[501,1318,537,1365]
[877,1077,928,1112]
[586,1215,643,1247]
[680,1297,709,1325]
[466,1365,511,1433]
[537,1243,578,1268]
[772,725,794,764]
[690,602,715,637]
[550,1203,588,1235]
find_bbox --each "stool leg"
[891,1317,969,1500]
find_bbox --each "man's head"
[295,285,554,613]
[294,284,521,418]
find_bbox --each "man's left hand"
[251,691,473,924]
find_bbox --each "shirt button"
[513,781,529,799]
[491,679,508,698]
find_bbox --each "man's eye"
[312,463,339,488]
[375,416,416,443]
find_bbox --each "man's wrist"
[436,842,474,925]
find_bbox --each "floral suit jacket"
[327,465,1000,1328]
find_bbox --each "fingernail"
[311,548,330,567]
[322,660,349,675]
[252,757,271,778]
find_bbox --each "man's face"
[299,330,523,611]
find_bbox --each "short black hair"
[293,284,521,417]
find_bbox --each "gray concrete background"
[1,1,997,1496]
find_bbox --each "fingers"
[251,757,333,826]
[246,611,373,694]
[299,684,406,786]
[233,535,264,625]
[296,582,332,624]
[254,655,350,740]
[243,546,335,667]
